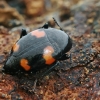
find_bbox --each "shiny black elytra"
[3,19,72,78]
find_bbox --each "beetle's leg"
[58,53,72,63]
[20,29,27,38]
[32,79,37,92]
[58,54,70,60]
[69,53,72,64]
[32,79,40,99]
[39,62,59,78]
[42,23,49,29]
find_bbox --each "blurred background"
[0,0,100,28]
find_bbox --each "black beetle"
[3,18,72,78]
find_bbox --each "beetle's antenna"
[53,17,64,31]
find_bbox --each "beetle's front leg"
[20,29,27,38]
[58,53,72,63]
[42,23,49,29]
[58,53,70,60]
[38,62,59,78]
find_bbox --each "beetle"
[2,18,72,78]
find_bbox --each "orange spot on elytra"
[31,30,45,38]
[43,46,55,65]
[20,59,31,71]
[13,43,19,52]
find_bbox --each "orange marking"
[43,46,55,65]
[20,59,31,71]
[31,30,45,38]
[13,43,19,52]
